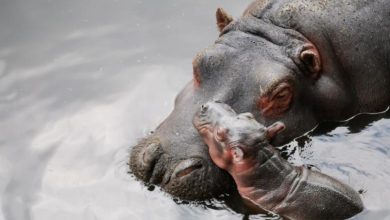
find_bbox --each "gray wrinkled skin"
[130,0,390,200]
[194,102,364,220]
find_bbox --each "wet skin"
[193,102,364,220]
[130,0,390,200]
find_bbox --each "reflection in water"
[284,109,390,219]
[0,0,389,220]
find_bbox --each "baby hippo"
[193,101,363,220]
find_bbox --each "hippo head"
[130,5,352,200]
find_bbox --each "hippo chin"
[130,0,390,200]
[193,101,364,220]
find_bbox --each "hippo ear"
[231,146,244,163]
[300,45,322,79]
[216,8,233,32]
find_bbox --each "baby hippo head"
[193,101,285,170]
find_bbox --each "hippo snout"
[131,138,205,184]
[129,134,234,200]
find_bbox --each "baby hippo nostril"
[172,158,204,178]
[201,104,209,114]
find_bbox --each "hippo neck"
[231,145,299,211]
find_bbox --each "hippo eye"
[274,88,290,101]
[270,83,293,102]
[258,82,293,118]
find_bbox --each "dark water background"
[0,0,389,219]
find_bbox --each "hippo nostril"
[142,143,160,165]
[135,142,165,184]
[176,164,203,178]
[172,158,204,179]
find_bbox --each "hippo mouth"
[129,135,235,200]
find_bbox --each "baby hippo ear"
[216,8,233,32]
[265,122,285,141]
[231,146,244,163]
[300,44,322,79]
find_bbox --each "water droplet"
[147,185,155,191]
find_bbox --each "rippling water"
[0,0,389,220]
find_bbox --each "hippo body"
[130,0,390,200]
[193,102,364,220]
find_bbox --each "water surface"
[0,0,389,219]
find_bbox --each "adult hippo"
[193,101,363,219]
[130,0,390,200]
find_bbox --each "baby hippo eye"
[240,112,254,119]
